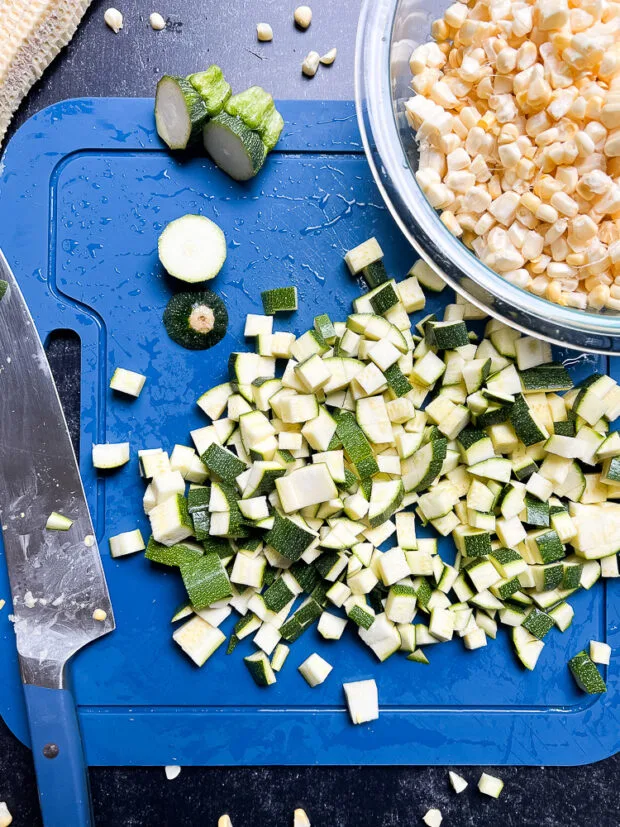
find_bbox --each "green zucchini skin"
[0,280,7,302]
[187,65,232,116]
[163,291,228,350]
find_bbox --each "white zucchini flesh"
[203,115,265,181]
[298,652,333,687]
[318,611,348,640]
[343,679,379,724]
[293,809,311,827]
[155,76,203,150]
[422,809,443,827]
[172,616,226,666]
[275,464,337,512]
[45,511,73,531]
[158,214,227,283]
[478,772,504,798]
[110,367,146,397]
[165,765,182,781]
[109,529,146,558]
[589,640,611,665]
[92,442,130,469]
[448,771,468,793]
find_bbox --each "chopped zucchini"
[568,650,607,693]
[261,286,298,315]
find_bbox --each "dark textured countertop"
[1,1,618,825]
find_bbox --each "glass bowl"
[355,0,620,354]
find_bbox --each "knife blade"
[0,250,114,827]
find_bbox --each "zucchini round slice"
[158,214,227,283]
[163,291,228,350]
[203,112,266,181]
[155,76,208,150]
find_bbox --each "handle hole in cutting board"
[45,330,81,458]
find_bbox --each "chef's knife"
[0,250,114,827]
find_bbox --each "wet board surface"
[0,98,618,767]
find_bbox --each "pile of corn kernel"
[406,0,620,311]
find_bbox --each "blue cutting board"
[0,98,618,767]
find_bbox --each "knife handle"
[24,685,92,827]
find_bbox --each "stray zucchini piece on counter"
[45,512,73,531]
[164,765,181,780]
[569,650,607,694]
[343,679,378,724]
[422,809,442,827]
[158,215,227,283]
[163,291,228,350]
[478,772,504,799]
[110,367,146,398]
[293,809,311,827]
[92,442,130,469]
[448,771,468,794]
[261,286,298,315]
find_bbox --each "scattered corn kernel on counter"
[0,97,618,768]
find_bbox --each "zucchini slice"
[163,291,228,350]
[158,214,227,283]
[203,112,267,181]
[0,280,7,302]
[155,75,209,150]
